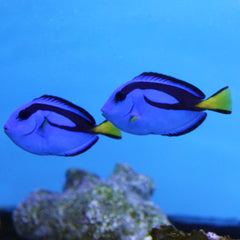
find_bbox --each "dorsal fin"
[132,72,205,99]
[34,95,96,124]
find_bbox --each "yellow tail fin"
[92,121,122,139]
[195,87,232,114]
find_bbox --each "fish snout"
[101,105,109,118]
[3,122,11,133]
[3,125,10,135]
[101,110,107,119]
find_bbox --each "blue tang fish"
[4,95,121,156]
[101,72,232,136]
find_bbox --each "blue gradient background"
[1,1,240,218]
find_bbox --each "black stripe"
[136,72,205,98]
[121,82,203,109]
[208,109,232,114]
[36,95,96,124]
[144,96,203,111]
[144,96,181,110]
[22,104,95,132]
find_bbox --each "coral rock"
[13,163,170,240]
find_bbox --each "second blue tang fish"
[101,72,232,136]
[4,95,121,156]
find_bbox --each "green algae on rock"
[13,163,170,240]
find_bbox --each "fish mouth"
[3,124,10,135]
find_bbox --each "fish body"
[101,72,231,136]
[4,95,121,156]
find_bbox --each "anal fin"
[161,112,207,136]
[63,136,99,156]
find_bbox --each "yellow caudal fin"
[195,87,232,114]
[92,120,122,139]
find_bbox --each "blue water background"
[1,1,240,218]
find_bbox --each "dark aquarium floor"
[0,208,26,240]
[168,215,240,239]
[1,209,240,239]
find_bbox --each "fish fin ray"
[195,87,232,114]
[161,112,207,136]
[92,120,121,139]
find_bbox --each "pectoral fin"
[39,117,48,131]
[130,116,138,122]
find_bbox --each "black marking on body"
[117,81,204,110]
[18,104,96,132]
[144,96,202,111]
[36,95,96,124]
[114,91,127,102]
[17,109,32,120]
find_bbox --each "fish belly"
[45,129,99,156]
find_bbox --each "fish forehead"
[102,94,133,118]
[5,101,33,126]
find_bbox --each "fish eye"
[114,91,126,102]
[17,109,32,120]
